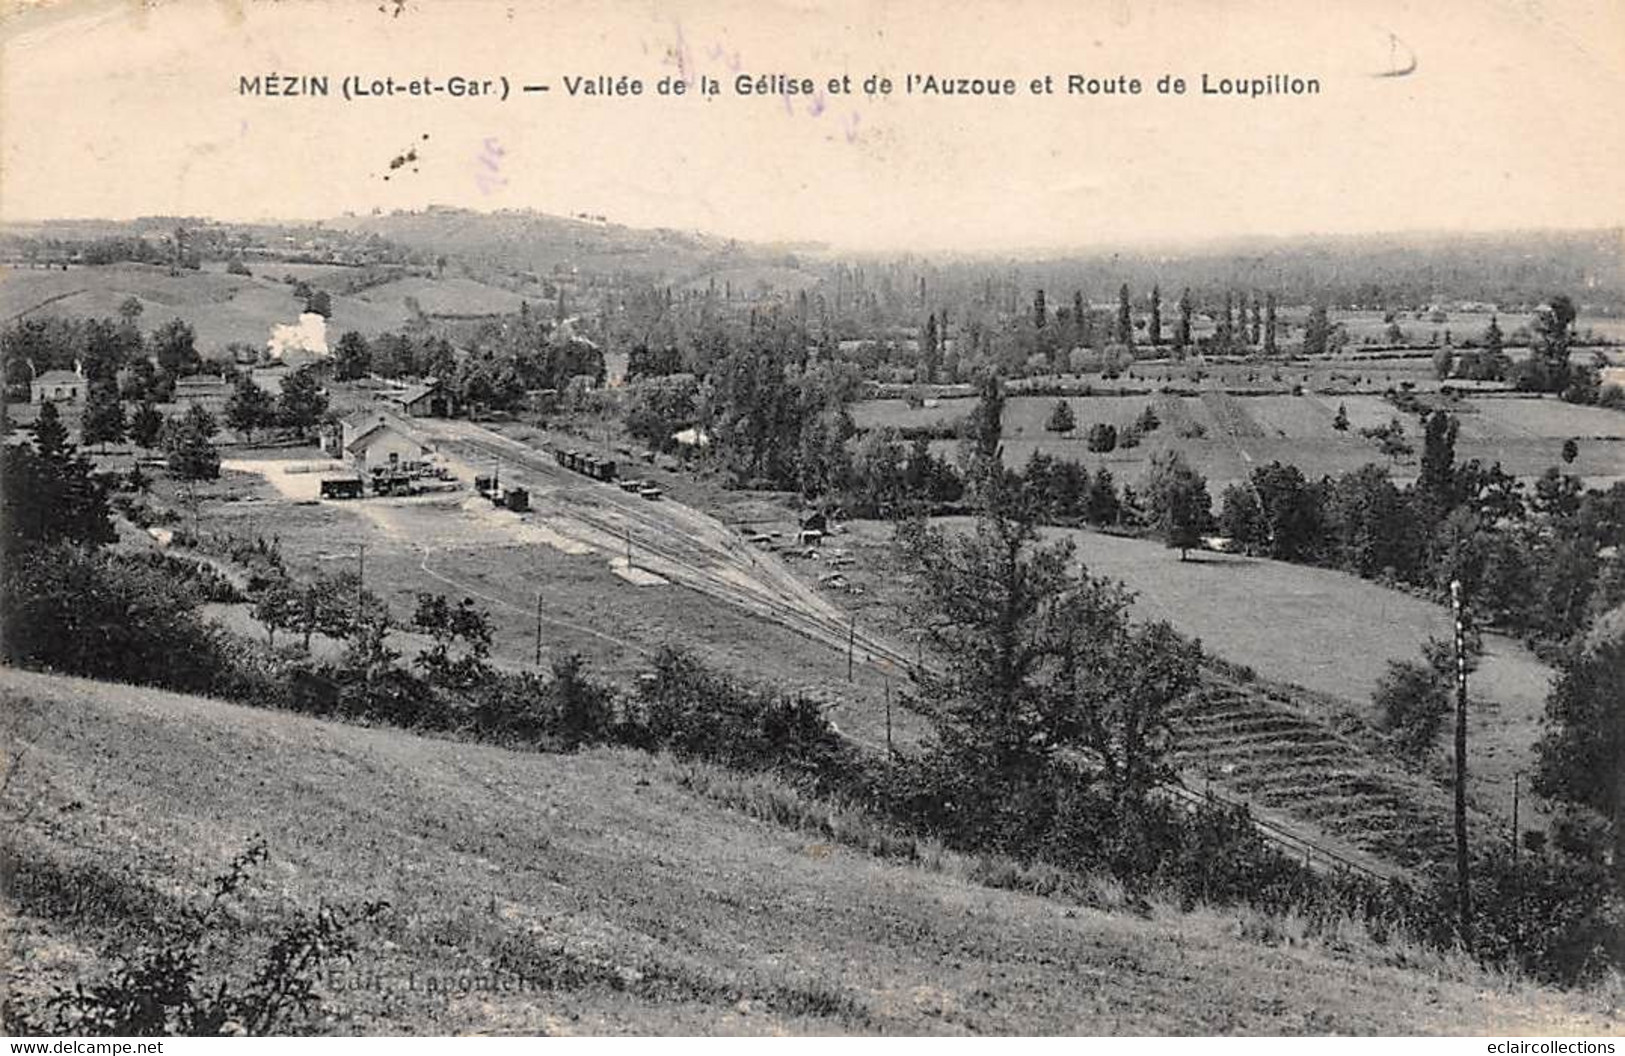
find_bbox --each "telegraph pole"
[1451,579,1472,946]
[542,588,555,662]
[1512,771,1522,865]
[884,678,893,757]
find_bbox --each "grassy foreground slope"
[3,669,1618,1036]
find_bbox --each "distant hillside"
[4,667,1616,1036]
[0,262,405,352]
[0,261,543,352]
[327,207,819,291]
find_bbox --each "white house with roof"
[30,365,83,403]
[339,410,439,473]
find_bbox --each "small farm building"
[341,411,438,473]
[30,368,83,403]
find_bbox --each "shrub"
[1,544,232,694]
[6,838,388,1036]
[1373,655,1451,759]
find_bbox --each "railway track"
[418,421,1412,882]
[424,425,919,674]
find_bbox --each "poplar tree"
[1116,284,1134,348]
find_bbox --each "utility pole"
[884,678,893,757]
[1512,770,1521,865]
[1451,579,1473,947]
[847,616,856,682]
[542,588,555,662]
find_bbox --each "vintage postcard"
[2,0,1623,1040]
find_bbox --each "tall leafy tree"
[1144,449,1211,560]
[1301,303,1332,356]
[1148,285,1162,346]
[277,366,329,439]
[1325,464,1421,578]
[1086,466,1120,525]
[30,401,70,459]
[129,400,164,450]
[1530,295,1577,392]
[1175,287,1193,351]
[1218,484,1267,553]
[960,370,1007,501]
[1043,398,1075,434]
[1250,461,1325,561]
[151,318,201,378]
[1,425,115,557]
[1419,411,1460,507]
[1263,292,1278,355]
[1534,632,1625,886]
[332,330,371,381]
[164,405,221,481]
[1116,284,1134,348]
[896,492,1200,850]
[80,378,126,452]
[225,373,275,441]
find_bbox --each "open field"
[853,391,1625,490]
[5,668,1617,1035]
[833,519,1553,855]
[352,276,529,317]
[1042,526,1552,833]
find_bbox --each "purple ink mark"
[666,19,694,86]
[666,22,863,143]
[474,137,507,195]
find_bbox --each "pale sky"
[2,0,1623,253]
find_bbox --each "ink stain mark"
[377,0,408,17]
[381,135,431,181]
[1372,31,1419,77]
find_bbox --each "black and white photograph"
[1,0,1623,1039]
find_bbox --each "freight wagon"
[553,447,618,482]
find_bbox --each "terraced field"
[1168,678,1469,877]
